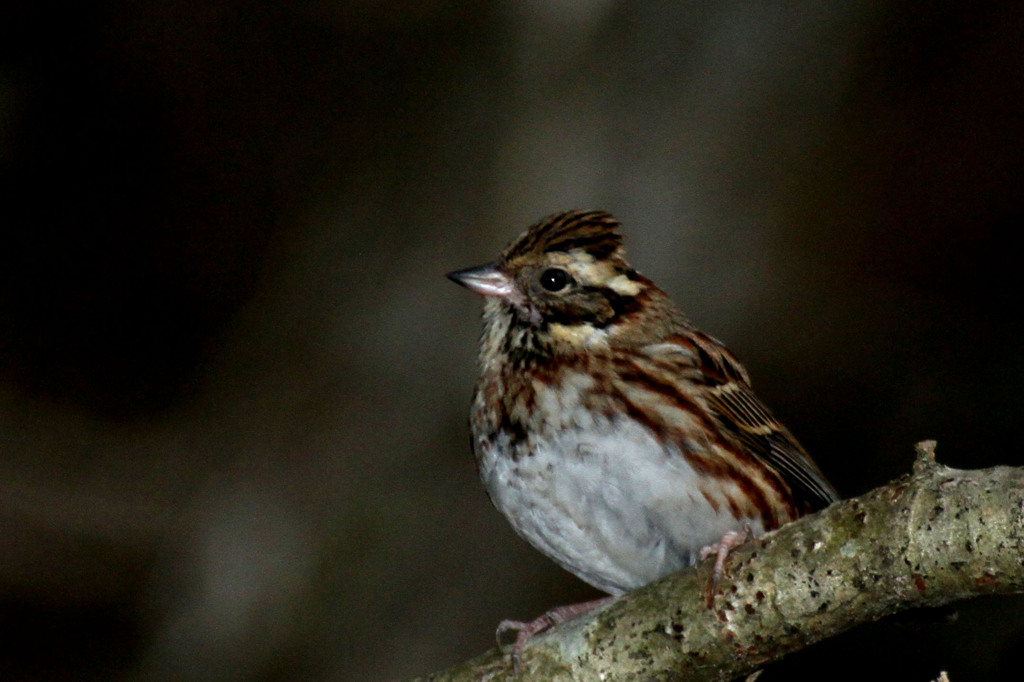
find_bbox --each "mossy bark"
[409,443,1024,681]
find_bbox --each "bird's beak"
[446,263,514,298]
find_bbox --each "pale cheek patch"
[606,273,642,296]
[549,322,609,349]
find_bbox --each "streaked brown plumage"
[448,210,837,665]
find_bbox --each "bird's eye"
[540,268,571,292]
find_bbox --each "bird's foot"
[497,597,613,674]
[699,525,754,606]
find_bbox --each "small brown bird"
[448,210,837,666]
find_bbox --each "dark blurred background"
[1,1,1022,680]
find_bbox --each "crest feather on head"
[502,210,625,263]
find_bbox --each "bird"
[447,210,838,668]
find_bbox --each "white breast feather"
[478,402,759,595]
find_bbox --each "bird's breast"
[473,396,767,594]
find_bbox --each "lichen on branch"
[409,442,1024,681]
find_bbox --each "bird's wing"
[647,333,839,511]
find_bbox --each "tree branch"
[407,442,1024,680]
